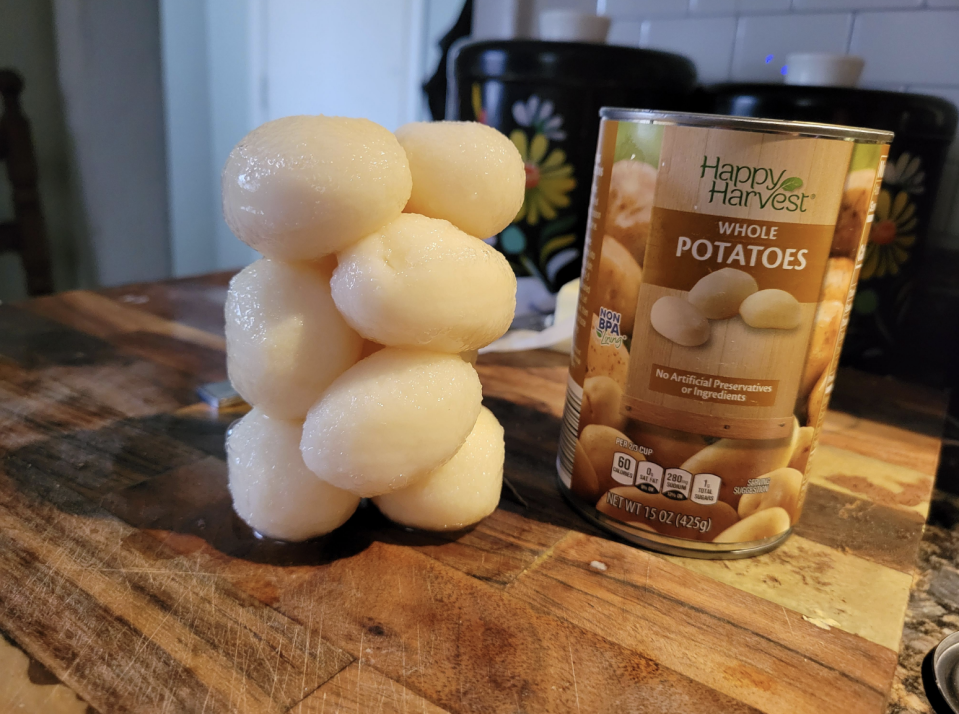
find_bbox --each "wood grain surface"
[0,276,945,714]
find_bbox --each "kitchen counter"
[0,272,949,714]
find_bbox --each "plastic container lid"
[704,83,957,141]
[452,39,697,90]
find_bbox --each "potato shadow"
[3,393,606,574]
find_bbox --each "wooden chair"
[0,69,53,296]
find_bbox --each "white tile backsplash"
[689,0,792,15]
[851,11,959,86]
[688,0,737,15]
[736,0,790,12]
[602,0,688,20]
[927,0,959,7]
[792,0,921,11]
[732,13,853,81]
[607,19,645,45]
[638,17,737,81]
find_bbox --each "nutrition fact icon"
[609,457,722,503]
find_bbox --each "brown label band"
[643,208,836,303]
[648,364,778,407]
[621,396,795,439]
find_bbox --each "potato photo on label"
[799,299,844,399]
[579,425,645,498]
[579,376,627,434]
[687,268,758,320]
[681,420,798,509]
[586,314,630,387]
[650,296,710,347]
[737,467,804,523]
[596,235,642,335]
[624,421,707,469]
[713,507,791,543]
[739,289,802,330]
[606,159,657,265]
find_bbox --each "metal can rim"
[599,107,894,144]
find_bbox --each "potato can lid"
[600,108,894,144]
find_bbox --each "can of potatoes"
[557,109,892,558]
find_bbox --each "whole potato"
[579,376,627,434]
[831,168,876,258]
[596,487,739,542]
[300,348,482,497]
[373,406,504,531]
[787,426,816,473]
[596,235,642,335]
[570,438,600,501]
[799,300,843,399]
[606,159,657,265]
[222,116,411,260]
[821,257,855,304]
[332,214,517,353]
[650,296,710,347]
[688,268,758,320]
[739,289,801,330]
[713,507,791,543]
[681,420,798,509]
[624,421,707,469]
[737,467,804,523]
[580,425,645,496]
[226,257,363,420]
[227,408,359,542]
[586,315,630,387]
[806,369,831,428]
[395,121,525,239]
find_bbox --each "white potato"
[587,314,630,387]
[650,295,710,347]
[596,235,642,334]
[579,375,626,433]
[713,507,791,543]
[227,408,360,541]
[606,159,657,265]
[226,258,364,420]
[222,115,412,260]
[373,407,504,531]
[737,467,804,523]
[739,289,802,330]
[300,348,483,497]
[331,214,517,353]
[395,121,525,239]
[688,268,758,320]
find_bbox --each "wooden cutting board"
[0,274,946,714]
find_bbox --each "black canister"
[703,84,958,385]
[448,40,696,303]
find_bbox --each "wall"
[535,0,959,250]
[53,0,172,287]
[161,0,457,278]
[0,0,88,302]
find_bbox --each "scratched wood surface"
[0,272,946,714]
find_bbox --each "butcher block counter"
[0,272,948,714]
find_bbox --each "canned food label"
[560,116,889,550]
